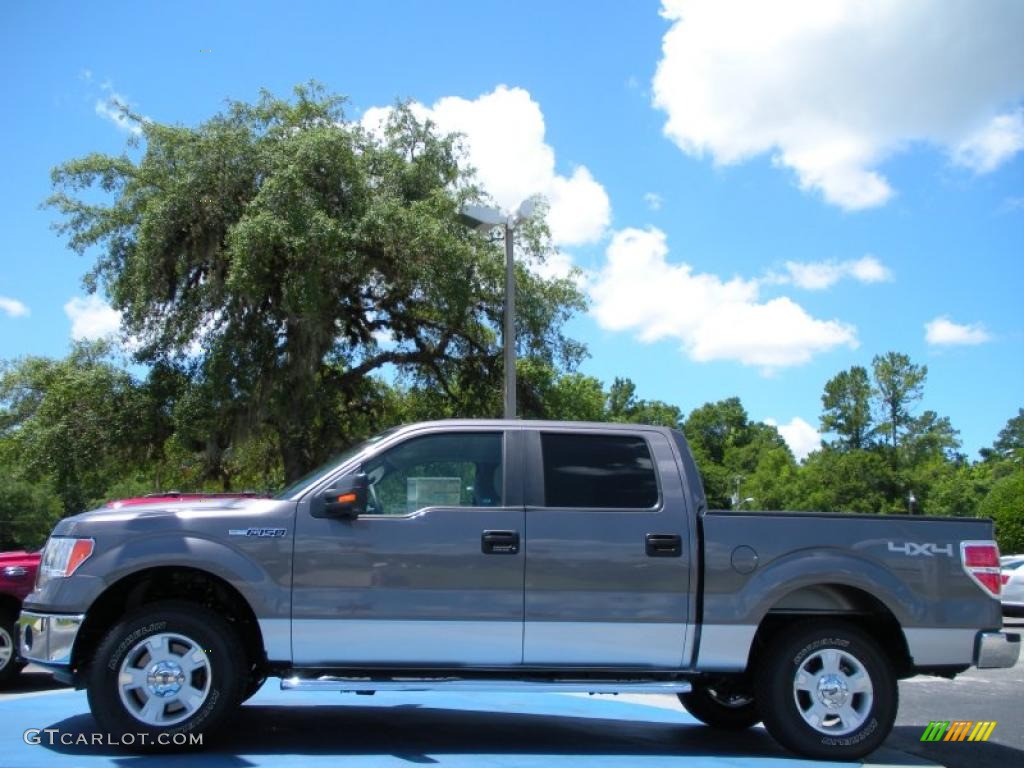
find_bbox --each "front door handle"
[646,533,682,557]
[482,530,520,555]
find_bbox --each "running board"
[280,677,692,694]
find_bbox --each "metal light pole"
[459,200,536,420]
[502,221,516,419]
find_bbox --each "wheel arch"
[71,565,266,679]
[750,582,913,678]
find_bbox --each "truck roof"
[393,419,677,433]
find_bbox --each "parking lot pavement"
[1,683,933,768]
[883,617,1024,768]
[7,618,1020,768]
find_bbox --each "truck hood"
[53,497,282,536]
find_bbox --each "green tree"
[789,449,895,514]
[517,359,606,422]
[0,342,153,514]
[981,408,1024,471]
[871,352,927,456]
[820,366,873,450]
[47,84,585,482]
[684,397,751,466]
[605,378,683,428]
[0,474,62,550]
[920,463,985,517]
[977,472,1024,554]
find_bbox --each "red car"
[0,549,39,685]
[0,491,264,687]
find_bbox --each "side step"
[280,677,692,694]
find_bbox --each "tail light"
[1003,573,1012,586]
[961,540,1001,597]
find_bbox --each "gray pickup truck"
[18,420,1020,759]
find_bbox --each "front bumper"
[975,630,1021,669]
[17,611,84,666]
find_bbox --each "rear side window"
[540,433,659,509]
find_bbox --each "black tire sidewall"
[679,686,761,730]
[86,601,244,748]
[755,622,897,760]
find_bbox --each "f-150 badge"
[229,527,287,538]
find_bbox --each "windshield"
[273,427,403,500]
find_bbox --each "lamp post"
[459,199,536,420]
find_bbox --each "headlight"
[37,537,94,588]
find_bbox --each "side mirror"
[315,472,368,519]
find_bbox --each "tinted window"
[364,432,503,515]
[540,433,658,509]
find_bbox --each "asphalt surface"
[0,618,1019,768]
[885,616,1024,768]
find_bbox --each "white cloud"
[643,192,663,211]
[652,0,1024,210]
[95,95,142,136]
[953,109,1024,173]
[64,295,121,340]
[925,316,992,346]
[362,86,611,246]
[770,255,892,290]
[590,227,858,371]
[0,296,30,318]
[94,80,143,136]
[766,416,821,461]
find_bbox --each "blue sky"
[1,0,1021,459]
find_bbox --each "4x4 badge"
[888,542,953,557]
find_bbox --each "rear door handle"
[482,530,520,555]
[646,533,682,557]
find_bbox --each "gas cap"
[731,545,758,574]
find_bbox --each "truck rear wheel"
[754,621,897,760]
[86,600,245,749]
[678,684,760,729]
[0,608,27,687]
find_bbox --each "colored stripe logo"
[920,721,996,742]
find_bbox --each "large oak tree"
[48,84,584,481]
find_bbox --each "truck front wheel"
[86,600,245,749]
[678,683,760,729]
[754,621,897,760]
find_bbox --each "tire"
[240,673,266,703]
[0,608,27,688]
[679,684,760,729]
[86,600,245,750]
[754,620,897,761]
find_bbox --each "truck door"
[522,428,691,667]
[291,428,525,666]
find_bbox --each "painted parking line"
[2,681,935,768]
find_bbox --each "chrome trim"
[17,611,85,665]
[281,677,693,694]
[524,621,686,666]
[904,627,977,666]
[694,624,758,671]
[292,619,522,666]
[975,631,1021,669]
[257,618,291,661]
